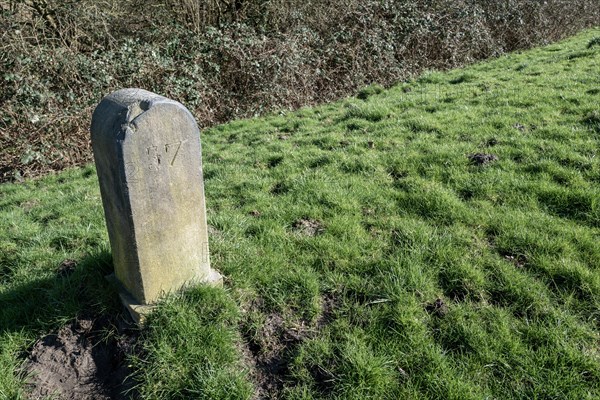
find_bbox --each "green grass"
[1,28,600,399]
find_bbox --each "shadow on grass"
[0,249,120,333]
[0,249,138,399]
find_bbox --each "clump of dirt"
[25,315,138,400]
[243,312,314,399]
[426,298,449,317]
[485,137,498,147]
[57,259,77,277]
[317,293,340,329]
[241,295,338,399]
[468,153,498,166]
[292,218,324,236]
[500,251,528,268]
[270,182,289,195]
[513,122,526,132]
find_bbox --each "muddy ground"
[25,315,138,400]
[24,293,338,399]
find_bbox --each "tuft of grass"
[131,287,253,399]
[587,37,600,48]
[583,110,600,133]
[357,84,385,100]
[1,28,600,399]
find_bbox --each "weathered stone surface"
[91,88,222,309]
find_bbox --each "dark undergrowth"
[1,0,599,181]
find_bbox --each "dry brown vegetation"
[1,0,598,181]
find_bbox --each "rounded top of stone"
[106,88,176,108]
[103,89,185,120]
[92,89,197,131]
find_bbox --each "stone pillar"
[91,88,222,321]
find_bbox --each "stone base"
[117,288,155,324]
[106,268,224,324]
[201,268,224,288]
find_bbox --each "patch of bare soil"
[317,293,340,329]
[292,218,324,236]
[243,312,316,399]
[241,295,338,399]
[468,153,498,166]
[426,298,449,317]
[57,259,77,277]
[25,315,138,400]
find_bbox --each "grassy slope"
[1,28,600,399]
